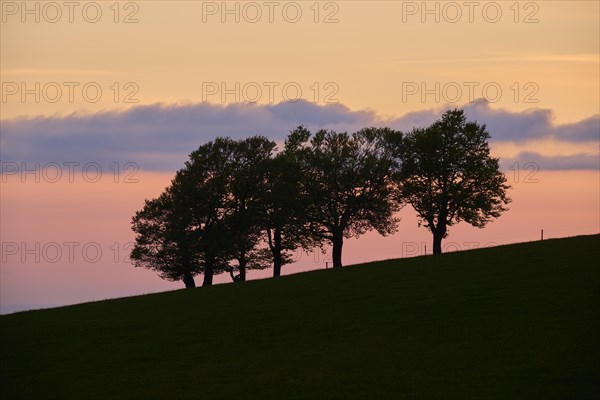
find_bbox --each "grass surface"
[1,235,599,399]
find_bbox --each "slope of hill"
[1,235,599,399]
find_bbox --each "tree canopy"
[130,187,200,288]
[396,109,511,254]
[260,127,317,277]
[131,109,512,287]
[297,127,403,267]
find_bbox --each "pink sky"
[2,168,598,313]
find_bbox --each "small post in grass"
[541,229,544,241]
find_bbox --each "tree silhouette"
[298,127,402,268]
[260,127,317,277]
[131,113,510,286]
[131,136,297,286]
[223,136,277,282]
[172,137,277,285]
[165,140,232,286]
[130,187,200,288]
[396,109,511,254]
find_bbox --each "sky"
[1,0,599,313]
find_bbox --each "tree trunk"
[332,233,343,268]
[203,257,214,286]
[273,253,282,277]
[238,258,246,282]
[182,271,196,288]
[228,269,239,282]
[433,231,443,255]
[432,223,447,255]
[272,228,283,277]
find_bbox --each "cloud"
[459,99,600,143]
[383,99,599,144]
[500,151,600,171]
[554,116,600,143]
[0,101,380,172]
[1,99,598,172]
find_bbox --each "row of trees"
[130,109,511,287]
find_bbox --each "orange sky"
[1,169,598,309]
[1,1,598,122]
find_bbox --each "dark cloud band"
[1,99,598,172]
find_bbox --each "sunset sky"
[1,1,599,313]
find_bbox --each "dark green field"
[1,235,599,399]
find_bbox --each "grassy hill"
[1,235,599,399]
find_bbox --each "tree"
[130,187,200,288]
[172,138,239,286]
[298,127,403,268]
[260,127,316,277]
[174,136,277,285]
[396,109,511,254]
[131,136,280,287]
[224,136,277,282]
